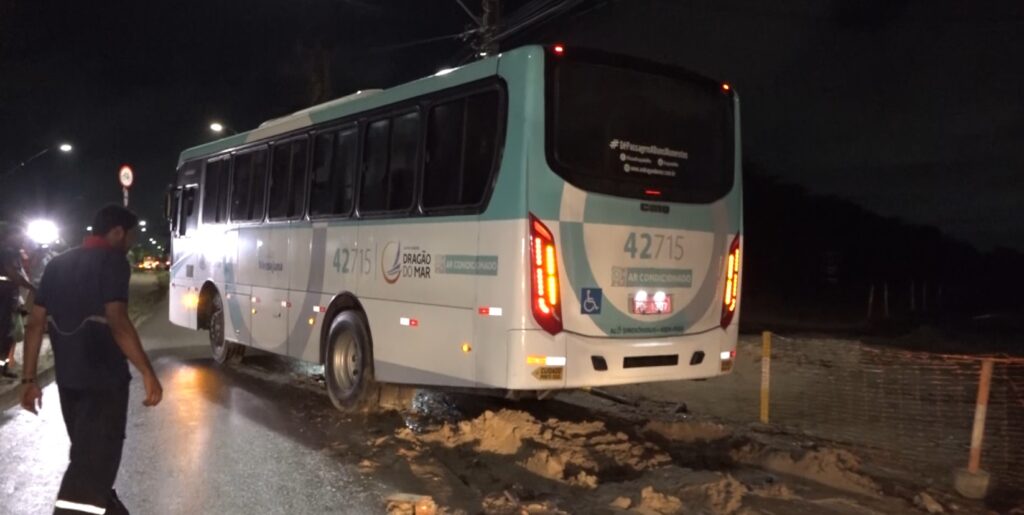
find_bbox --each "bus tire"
[324,310,378,412]
[209,293,244,365]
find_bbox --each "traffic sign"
[119,165,134,188]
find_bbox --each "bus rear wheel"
[209,294,245,364]
[325,310,379,412]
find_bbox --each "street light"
[209,122,236,135]
[4,141,75,176]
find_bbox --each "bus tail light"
[720,234,741,329]
[529,214,562,335]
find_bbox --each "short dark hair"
[92,204,139,236]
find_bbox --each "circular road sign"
[118,165,134,188]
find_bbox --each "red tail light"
[529,214,562,334]
[720,234,741,328]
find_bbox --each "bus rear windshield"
[547,54,734,203]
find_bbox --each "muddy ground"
[238,352,1017,515]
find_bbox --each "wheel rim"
[330,330,361,396]
[210,298,225,354]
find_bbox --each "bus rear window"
[547,54,734,203]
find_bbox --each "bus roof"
[177,46,531,166]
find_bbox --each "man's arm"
[105,301,162,406]
[19,305,46,413]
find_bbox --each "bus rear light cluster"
[720,234,741,329]
[529,214,562,335]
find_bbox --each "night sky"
[1,0,1022,250]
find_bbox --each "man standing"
[20,205,163,515]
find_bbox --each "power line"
[368,28,480,52]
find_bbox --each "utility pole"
[479,0,500,56]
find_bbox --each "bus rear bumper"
[506,328,736,390]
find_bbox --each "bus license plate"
[628,294,673,315]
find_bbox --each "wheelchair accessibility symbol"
[581,288,603,315]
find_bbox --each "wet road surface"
[0,299,415,515]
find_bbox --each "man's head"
[92,205,139,252]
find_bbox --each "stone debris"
[610,496,633,509]
[914,492,944,514]
[680,475,748,515]
[386,493,440,515]
[638,486,684,514]
[481,490,567,515]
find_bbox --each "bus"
[166,44,742,411]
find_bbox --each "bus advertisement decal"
[435,255,499,276]
[381,242,434,283]
[612,267,693,288]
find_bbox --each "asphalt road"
[0,298,417,515]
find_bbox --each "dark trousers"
[54,385,130,515]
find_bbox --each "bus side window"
[423,90,501,209]
[216,158,231,222]
[181,187,198,236]
[388,112,420,211]
[360,119,391,212]
[167,188,181,234]
[360,112,420,214]
[231,152,253,222]
[310,126,358,218]
[231,147,268,222]
[269,138,308,221]
[249,148,269,221]
[202,159,227,224]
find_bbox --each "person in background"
[20,205,163,514]
[1,224,35,379]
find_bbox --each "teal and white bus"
[166,44,742,410]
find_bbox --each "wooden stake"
[760,331,771,424]
[968,359,994,473]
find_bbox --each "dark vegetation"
[741,162,1024,351]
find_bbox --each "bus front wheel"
[209,294,245,364]
[325,310,379,412]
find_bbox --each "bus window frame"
[418,83,507,217]
[180,184,200,237]
[355,107,422,219]
[228,144,271,226]
[201,155,232,225]
[267,134,311,223]
[176,77,508,225]
[543,46,736,205]
[308,123,359,221]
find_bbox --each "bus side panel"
[474,219,528,388]
[230,225,260,346]
[471,46,542,389]
[363,299,477,387]
[249,225,290,354]
[356,220,479,387]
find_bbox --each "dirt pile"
[679,475,748,515]
[642,420,732,443]
[734,444,881,497]
[637,486,684,514]
[480,490,568,515]
[385,493,443,515]
[398,409,670,487]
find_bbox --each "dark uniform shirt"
[35,245,131,389]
